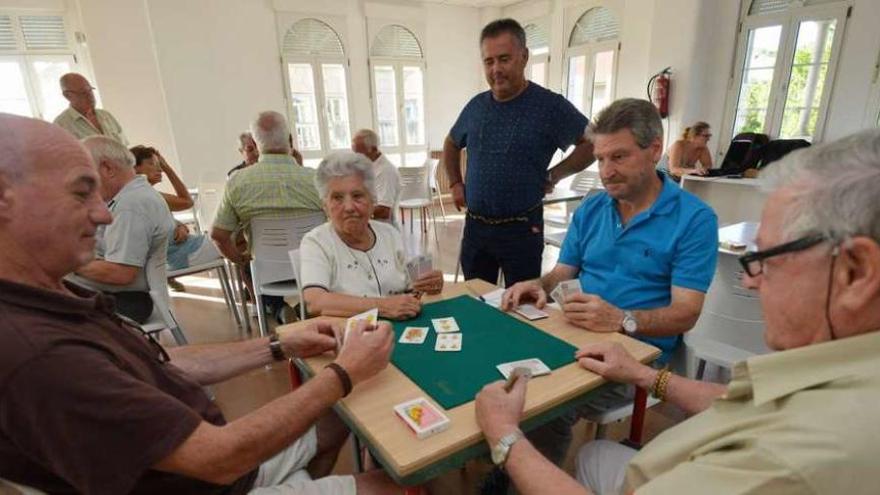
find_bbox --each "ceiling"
[411,0,523,8]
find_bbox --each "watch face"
[491,444,507,466]
[623,316,637,333]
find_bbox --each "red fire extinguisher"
[648,68,671,118]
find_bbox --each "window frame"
[0,10,83,121]
[719,2,849,144]
[368,38,427,167]
[563,39,619,119]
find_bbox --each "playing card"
[559,279,582,299]
[431,317,460,333]
[344,308,378,343]
[496,358,551,379]
[515,304,549,321]
[479,288,505,308]
[399,326,429,344]
[418,254,433,277]
[393,397,451,439]
[405,257,420,282]
[550,285,565,304]
[435,333,462,352]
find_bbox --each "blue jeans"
[460,208,544,287]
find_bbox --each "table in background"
[279,279,659,486]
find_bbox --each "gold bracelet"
[650,369,672,401]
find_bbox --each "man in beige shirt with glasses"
[474,129,880,495]
[54,72,128,145]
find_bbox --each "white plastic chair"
[172,187,203,233]
[398,164,438,237]
[250,213,326,337]
[684,252,770,379]
[167,257,242,329]
[142,232,189,345]
[544,169,604,228]
[288,248,307,321]
[426,158,447,222]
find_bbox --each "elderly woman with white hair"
[300,152,444,320]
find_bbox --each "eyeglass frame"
[738,232,828,277]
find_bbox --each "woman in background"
[657,121,714,181]
[131,145,221,273]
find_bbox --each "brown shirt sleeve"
[0,344,204,495]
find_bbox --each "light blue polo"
[559,174,718,363]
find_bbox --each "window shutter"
[19,15,68,50]
[370,25,423,58]
[283,18,344,58]
[0,15,16,51]
[569,7,620,47]
[524,23,549,51]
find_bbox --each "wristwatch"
[490,429,524,468]
[622,310,638,335]
[268,333,287,361]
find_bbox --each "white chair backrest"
[398,165,431,202]
[144,231,171,306]
[250,213,326,286]
[570,169,603,193]
[425,158,440,190]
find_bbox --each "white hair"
[82,135,134,169]
[237,131,254,147]
[759,129,880,243]
[314,151,376,201]
[250,111,290,154]
[354,129,379,149]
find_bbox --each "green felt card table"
[280,279,660,487]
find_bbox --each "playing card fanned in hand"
[406,254,434,281]
[344,308,378,343]
[552,279,582,303]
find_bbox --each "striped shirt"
[212,153,323,236]
[53,107,128,145]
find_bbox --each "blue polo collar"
[604,173,679,216]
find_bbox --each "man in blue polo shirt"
[443,18,595,286]
[502,98,718,464]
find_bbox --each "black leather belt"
[466,202,543,225]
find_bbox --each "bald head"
[0,113,111,288]
[0,112,92,184]
[60,73,97,114]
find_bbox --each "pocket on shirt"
[623,243,674,283]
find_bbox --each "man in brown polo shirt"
[0,114,401,494]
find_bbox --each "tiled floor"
[166,205,684,494]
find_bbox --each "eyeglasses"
[738,233,827,277]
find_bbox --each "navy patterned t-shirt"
[450,82,588,217]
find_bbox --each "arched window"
[722,0,848,143]
[281,18,352,166]
[564,6,619,118]
[369,24,426,167]
[524,22,549,87]
[0,12,83,121]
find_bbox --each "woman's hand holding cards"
[411,269,444,295]
[378,294,422,320]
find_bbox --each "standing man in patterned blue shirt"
[443,18,596,286]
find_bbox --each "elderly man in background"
[228,131,260,178]
[212,111,323,322]
[70,135,173,323]
[300,152,442,320]
[351,129,401,224]
[444,18,595,286]
[475,129,880,495]
[211,111,322,264]
[53,72,128,145]
[0,113,403,495]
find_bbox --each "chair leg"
[255,293,269,337]
[696,359,707,381]
[627,386,648,447]
[409,209,414,234]
[436,192,447,221]
[352,435,365,473]
[169,325,189,346]
[217,266,242,329]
